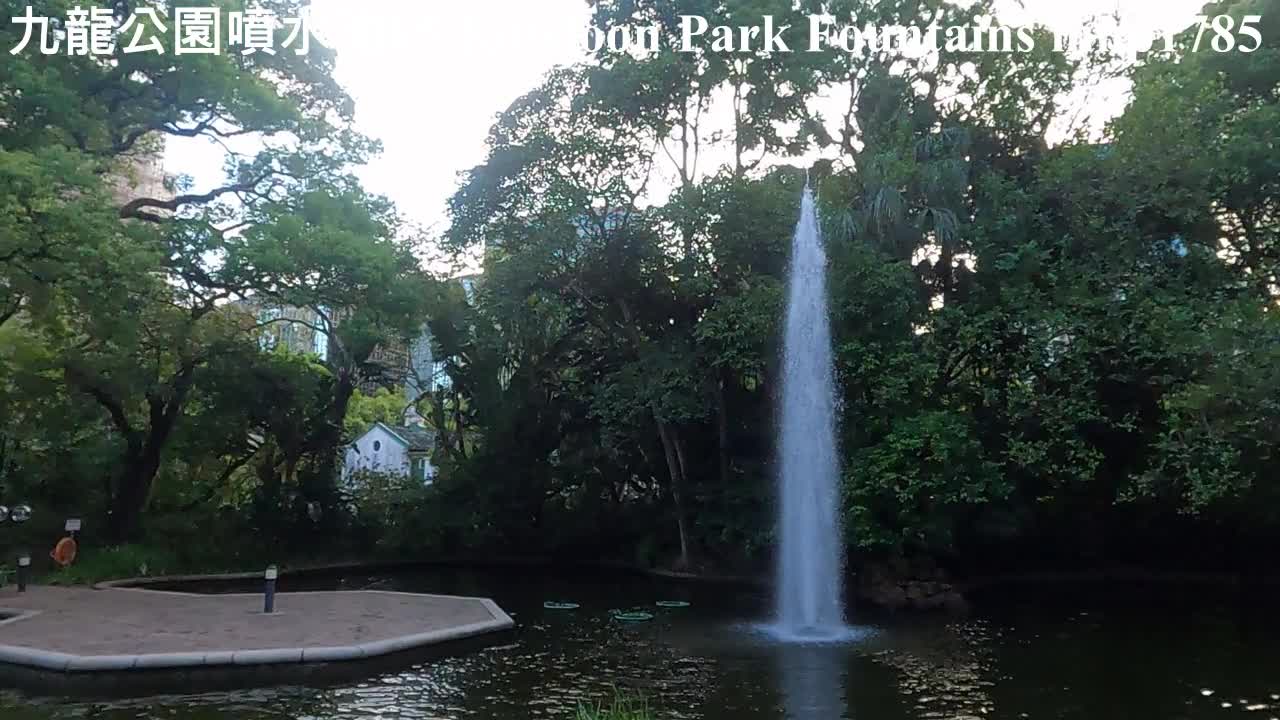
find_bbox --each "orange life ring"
[50,536,77,567]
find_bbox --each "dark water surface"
[1,567,1276,719]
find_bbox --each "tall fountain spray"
[774,178,847,640]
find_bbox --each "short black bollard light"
[16,554,30,592]
[264,565,278,613]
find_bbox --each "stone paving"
[0,585,513,672]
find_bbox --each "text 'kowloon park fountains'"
[771,177,850,642]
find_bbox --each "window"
[372,440,381,452]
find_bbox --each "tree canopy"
[1,0,429,546]
[431,0,1279,573]
[1,0,1276,577]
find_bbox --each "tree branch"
[118,173,270,220]
[63,364,134,437]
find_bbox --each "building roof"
[376,423,435,452]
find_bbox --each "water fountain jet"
[771,178,848,643]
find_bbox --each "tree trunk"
[655,417,691,570]
[0,434,12,486]
[617,296,693,569]
[105,438,164,543]
[453,388,467,460]
[312,370,357,485]
[716,371,731,488]
[938,231,955,306]
[103,370,196,544]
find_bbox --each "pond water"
[1,567,1277,719]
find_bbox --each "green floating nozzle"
[610,609,654,622]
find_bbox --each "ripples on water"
[1,569,1277,720]
[871,620,998,719]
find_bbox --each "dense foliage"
[1,0,1276,578]
[429,0,1279,574]
[0,0,430,562]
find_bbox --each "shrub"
[346,469,442,555]
[43,544,181,585]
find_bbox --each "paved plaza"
[0,585,513,672]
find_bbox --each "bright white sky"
[165,0,1206,236]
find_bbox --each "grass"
[41,544,185,585]
[36,541,369,586]
[39,543,269,585]
[575,692,652,720]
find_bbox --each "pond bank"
[88,556,1280,617]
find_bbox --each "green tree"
[1,1,430,541]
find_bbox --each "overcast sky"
[165,0,1206,235]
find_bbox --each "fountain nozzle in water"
[771,181,848,643]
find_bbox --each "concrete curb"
[0,646,74,671]
[0,609,41,627]
[65,654,137,671]
[90,558,768,592]
[301,645,366,662]
[231,648,304,665]
[90,562,412,591]
[133,652,206,669]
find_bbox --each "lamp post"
[0,504,33,592]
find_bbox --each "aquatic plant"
[575,692,651,720]
[609,609,655,622]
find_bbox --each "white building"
[342,422,437,485]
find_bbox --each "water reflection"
[777,644,848,720]
[873,620,997,719]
